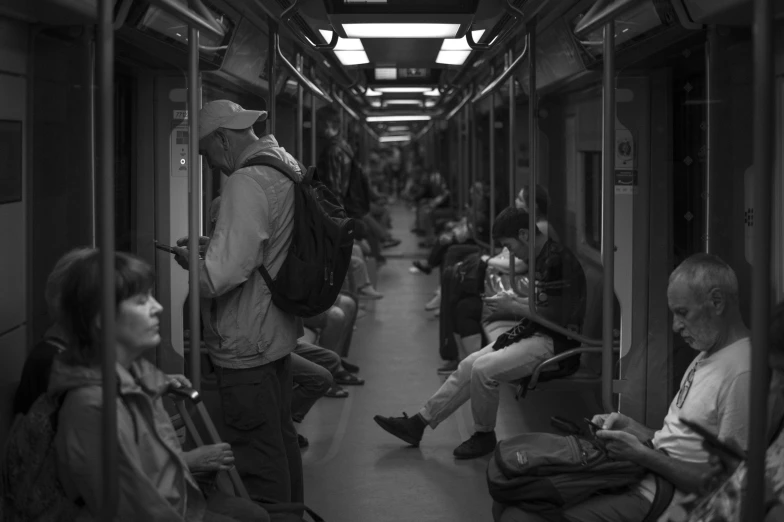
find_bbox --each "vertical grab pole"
[296,54,304,162]
[527,26,538,313]
[745,0,773,519]
[268,20,277,135]
[601,22,616,413]
[489,90,496,256]
[310,91,317,165]
[97,0,118,518]
[470,93,478,203]
[188,22,201,392]
[704,27,717,254]
[508,49,517,279]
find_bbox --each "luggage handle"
[168,387,252,501]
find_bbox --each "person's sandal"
[335,371,365,386]
[325,384,349,398]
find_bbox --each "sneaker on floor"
[424,292,441,311]
[373,413,426,447]
[298,433,309,448]
[412,261,432,275]
[436,360,459,375]
[453,431,497,459]
[357,285,384,300]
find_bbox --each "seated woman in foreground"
[51,250,268,521]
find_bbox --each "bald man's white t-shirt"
[637,338,753,510]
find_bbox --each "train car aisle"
[298,204,599,522]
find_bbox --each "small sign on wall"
[171,120,189,178]
[0,120,22,204]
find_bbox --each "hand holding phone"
[154,241,177,254]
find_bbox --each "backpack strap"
[241,155,308,184]
[239,154,312,289]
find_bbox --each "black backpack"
[487,431,674,522]
[241,155,355,318]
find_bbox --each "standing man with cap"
[173,99,304,506]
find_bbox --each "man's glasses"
[676,365,697,408]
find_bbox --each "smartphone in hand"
[154,241,178,255]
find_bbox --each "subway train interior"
[1,0,784,520]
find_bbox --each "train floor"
[298,203,600,522]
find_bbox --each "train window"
[581,151,602,253]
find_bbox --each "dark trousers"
[215,356,303,505]
[290,340,340,422]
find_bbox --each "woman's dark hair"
[58,251,155,366]
[492,206,539,241]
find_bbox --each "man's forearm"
[634,447,711,494]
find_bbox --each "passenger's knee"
[471,355,496,381]
[327,306,346,325]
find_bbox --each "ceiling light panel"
[384,99,423,106]
[424,88,441,96]
[379,135,412,143]
[436,50,471,65]
[365,88,382,96]
[367,115,431,122]
[387,126,409,132]
[334,50,370,65]
[319,30,365,51]
[343,23,460,38]
[374,87,432,93]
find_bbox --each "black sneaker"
[373,413,426,447]
[437,360,459,375]
[412,261,432,275]
[297,433,309,448]
[453,431,497,459]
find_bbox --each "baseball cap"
[198,100,267,141]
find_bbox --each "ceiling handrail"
[444,85,475,121]
[280,0,339,51]
[413,121,435,142]
[333,88,360,120]
[471,35,528,104]
[149,0,225,40]
[466,0,524,51]
[573,0,647,38]
[275,33,334,104]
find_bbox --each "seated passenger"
[488,184,559,273]
[12,247,93,418]
[374,207,586,459]
[303,295,365,383]
[676,301,784,522]
[51,251,269,521]
[493,254,784,522]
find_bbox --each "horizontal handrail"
[333,88,359,120]
[414,121,435,142]
[445,85,475,121]
[573,0,647,38]
[527,345,618,389]
[149,0,225,40]
[466,0,524,51]
[363,123,380,142]
[275,34,334,104]
[471,36,528,104]
[280,0,339,51]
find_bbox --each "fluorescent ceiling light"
[424,88,440,96]
[334,50,370,65]
[379,135,412,143]
[436,50,471,65]
[370,99,382,107]
[367,115,431,122]
[365,88,382,96]
[440,30,485,51]
[387,125,409,132]
[375,68,397,80]
[374,87,431,93]
[425,99,437,108]
[319,29,365,50]
[343,23,460,38]
[384,99,423,107]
